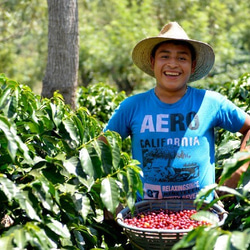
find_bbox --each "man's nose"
[167,58,178,67]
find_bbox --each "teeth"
[164,72,180,76]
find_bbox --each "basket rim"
[116,199,228,233]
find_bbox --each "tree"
[1,0,250,95]
[42,0,79,108]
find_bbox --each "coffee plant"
[76,83,127,125]
[0,73,249,249]
[0,74,142,249]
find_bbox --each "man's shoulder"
[191,87,223,100]
[122,89,152,105]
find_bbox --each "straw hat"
[132,22,215,82]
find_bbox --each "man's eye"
[179,57,186,61]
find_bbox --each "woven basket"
[117,199,227,250]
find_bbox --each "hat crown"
[159,22,190,40]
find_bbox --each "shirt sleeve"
[217,94,246,132]
[103,100,131,140]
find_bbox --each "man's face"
[151,42,196,93]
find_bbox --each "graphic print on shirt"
[139,112,201,199]
[142,147,199,182]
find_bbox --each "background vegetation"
[0,0,250,249]
[1,0,250,94]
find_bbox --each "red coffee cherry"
[124,209,210,230]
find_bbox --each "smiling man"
[103,22,250,201]
[151,41,196,104]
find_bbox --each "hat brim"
[132,37,215,82]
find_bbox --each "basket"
[117,199,227,250]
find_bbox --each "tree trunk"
[42,0,79,108]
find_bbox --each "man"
[104,22,250,201]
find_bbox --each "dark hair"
[151,40,196,61]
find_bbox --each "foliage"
[76,82,132,155]
[0,74,143,249]
[76,83,127,125]
[0,72,250,249]
[173,73,250,250]
[215,73,250,111]
[74,73,250,250]
[0,0,47,90]
[79,0,157,93]
[79,0,250,92]
[1,0,250,93]
[214,73,250,174]
[173,152,250,250]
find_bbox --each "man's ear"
[150,56,155,70]
[191,60,196,73]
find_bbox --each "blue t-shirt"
[104,87,246,201]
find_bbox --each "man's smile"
[163,71,181,76]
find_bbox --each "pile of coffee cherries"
[123,208,211,230]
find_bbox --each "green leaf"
[100,177,119,214]
[63,116,81,146]
[219,152,250,185]
[7,93,18,118]
[117,171,129,194]
[73,227,98,250]
[16,191,41,221]
[73,230,86,250]
[73,193,91,221]
[50,102,64,128]
[26,121,41,134]
[172,226,202,250]
[126,167,139,193]
[31,177,56,212]
[231,229,250,250]
[80,145,103,179]
[42,166,66,185]
[0,235,14,250]
[72,115,85,145]
[195,184,218,209]
[214,234,231,250]
[98,139,113,175]
[0,115,33,163]
[0,115,18,160]
[216,186,246,200]
[217,139,240,156]
[46,218,71,238]
[0,85,19,119]
[79,147,95,177]
[196,228,221,250]
[59,193,77,217]
[0,87,12,108]
[25,222,57,250]
[104,131,122,169]
[64,156,79,175]
[76,107,100,141]
[13,227,26,249]
[191,210,220,224]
